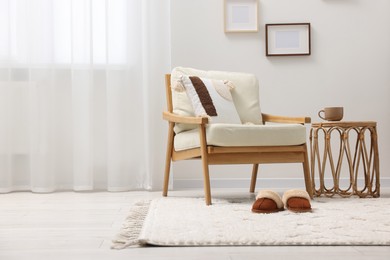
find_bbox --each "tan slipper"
[252,190,284,214]
[282,189,312,213]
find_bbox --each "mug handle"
[318,110,326,120]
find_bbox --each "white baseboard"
[174,178,390,190]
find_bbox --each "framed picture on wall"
[265,23,311,56]
[224,0,258,33]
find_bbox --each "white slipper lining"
[282,189,311,206]
[255,190,284,209]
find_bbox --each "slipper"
[282,189,312,213]
[252,190,284,213]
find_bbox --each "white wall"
[169,0,390,189]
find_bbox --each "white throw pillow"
[175,75,240,124]
[171,67,263,134]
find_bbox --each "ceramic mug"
[318,107,344,121]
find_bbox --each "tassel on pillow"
[224,80,235,91]
[172,77,186,92]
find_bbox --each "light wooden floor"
[0,188,389,260]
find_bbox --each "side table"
[309,121,380,198]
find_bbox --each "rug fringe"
[111,200,151,249]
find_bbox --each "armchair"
[162,67,312,205]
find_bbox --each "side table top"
[311,121,377,128]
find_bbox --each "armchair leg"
[163,122,175,197]
[250,164,259,193]
[201,159,212,206]
[302,144,313,198]
[199,124,212,205]
[163,156,171,197]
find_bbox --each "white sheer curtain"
[0,0,170,192]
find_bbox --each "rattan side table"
[309,121,380,198]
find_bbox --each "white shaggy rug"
[112,197,390,248]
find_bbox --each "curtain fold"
[0,0,170,192]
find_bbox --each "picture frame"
[224,0,258,33]
[265,23,311,56]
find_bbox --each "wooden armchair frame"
[162,74,312,205]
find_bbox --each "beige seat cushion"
[174,123,306,151]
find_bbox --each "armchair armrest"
[262,113,311,124]
[163,111,209,125]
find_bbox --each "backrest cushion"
[171,67,262,133]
